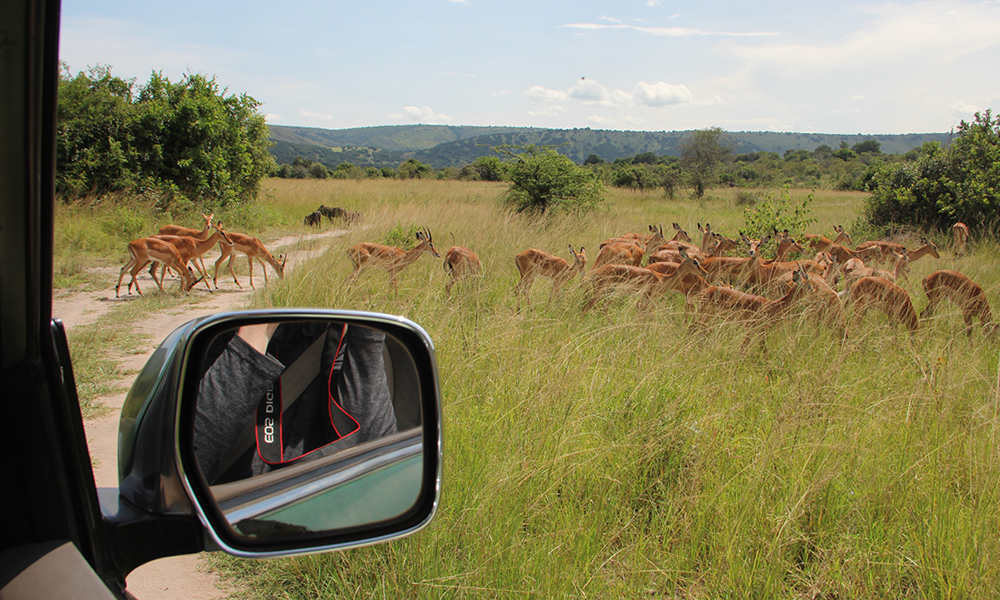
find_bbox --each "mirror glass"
[192,319,424,541]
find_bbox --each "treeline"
[273,135,911,194]
[56,65,274,206]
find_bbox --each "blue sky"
[60,0,1000,135]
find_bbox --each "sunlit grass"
[62,179,1000,597]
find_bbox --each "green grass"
[63,180,1000,598]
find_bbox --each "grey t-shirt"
[194,323,397,484]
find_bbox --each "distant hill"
[268,124,952,170]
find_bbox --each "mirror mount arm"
[97,488,206,580]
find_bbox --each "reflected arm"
[195,335,283,483]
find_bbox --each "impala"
[842,250,911,291]
[601,224,664,249]
[594,225,664,269]
[920,270,993,335]
[345,228,439,290]
[115,237,200,297]
[804,225,851,253]
[148,222,235,291]
[584,247,708,312]
[513,245,586,308]
[694,264,811,349]
[846,276,919,333]
[150,212,213,279]
[953,222,970,256]
[213,232,287,289]
[827,242,881,265]
[856,238,939,263]
[443,245,482,295]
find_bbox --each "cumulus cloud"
[949,103,983,121]
[264,113,282,122]
[527,78,693,109]
[297,109,335,123]
[391,105,452,124]
[527,85,567,102]
[634,81,692,106]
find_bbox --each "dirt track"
[53,228,347,599]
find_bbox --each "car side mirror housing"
[114,309,441,558]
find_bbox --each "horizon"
[59,1,998,136]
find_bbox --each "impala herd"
[115,213,286,297]
[117,213,991,341]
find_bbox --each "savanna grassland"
[59,178,1000,598]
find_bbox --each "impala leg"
[260,258,269,286]
[116,256,138,297]
[247,255,255,289]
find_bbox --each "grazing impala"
[346,228,439,290]
[953,222,970,256]
[443,245,482,295]
[148,222,234,291]
[514,245,586,308]
[920,270,993,336]
[213,232,286,289]
[842,250,911,291]
[584,247,708,312]
[150,212,213,279]
[116,237,200,297]
[847,276,919,333]
[695,264,811,349]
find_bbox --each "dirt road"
[53,229,347,599]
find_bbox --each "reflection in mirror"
[193,320,423,541]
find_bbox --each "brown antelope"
[705,232,740,257]
[804,225,851,253]
[592,241,644,270]
[514,245,586,308]
[150,212,213,279]
[213,232,287,289]
[761,231,804,265]
[694,264,811,349]
[147,222,235,291]
[345,228,439,290]
[584,247,708,312]
[856,238,939,263]
[116,237,200,297]
[953,222,970,256]
[846,276,919,333]
[842,250,910,292]
[920,270,993,335]
[827,242,881,265]
[601,224,664,249]
[443,245,482,295]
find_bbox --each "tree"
[397,158,432,179]
[864,110,1000,231]
[852,140,882,154]
[471,155,506,181]
[56,66,274,204]
[678,127,733,197]
[495,144,604,216]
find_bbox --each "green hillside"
[268,124,951,169]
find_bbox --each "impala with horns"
[514,245,586,308]
[346,228,439,290]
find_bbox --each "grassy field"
[59,179,1000,598]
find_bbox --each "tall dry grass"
[69,179,1000,597]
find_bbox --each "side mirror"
[115,310,441,559]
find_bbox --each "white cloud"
[634,81,692,106]
[396,105,452,124]
[568,78,611,102]
[264,113,282,122]
[948,103,983,121]
[297,109,335,123]
[527,85,567,102]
